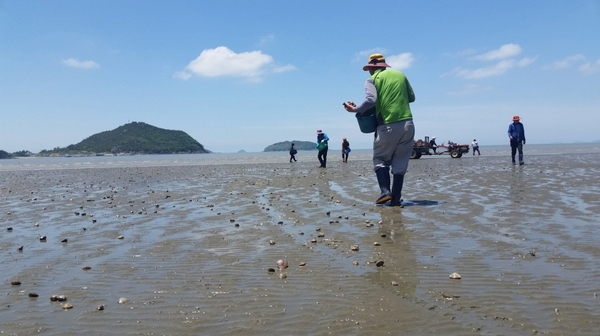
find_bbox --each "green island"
[1,122,210,157]
[264,140,316,152]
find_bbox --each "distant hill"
[0,150,13,159]
[264,140,316,152]
[41,122,209,155]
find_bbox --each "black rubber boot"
[390,174,404,206]
[375,167,391,204]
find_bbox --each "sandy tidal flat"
[1,150,600,335]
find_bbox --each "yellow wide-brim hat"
[363,53,391,71]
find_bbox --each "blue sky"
[1,1,599,153]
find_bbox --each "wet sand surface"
[2,152,600,335]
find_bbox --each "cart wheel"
[450,150,461,158]
[410,149,422,159]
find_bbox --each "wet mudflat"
[1,151,600,335]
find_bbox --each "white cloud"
[471,44,522,61]
[175,46,294,82]
[452,59,515,79]
[62,58,99,69]
[579,59,600,75]
[273,64,297,73]
[542,54,585,70]
[450,44,534,79]
[517,56,537,67]
[387,53,414,70]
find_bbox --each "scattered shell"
[352,261,359,266]
[375,260,385,267]
[118,297,128,304]
[449,272,461,279]
[82,266,92,270]
[10,280,21,286]
[61,238,68,243]
[117,235,124,239]
[373,242,381,246]
[28,293,39,298]
[267,268,276,273]
[350,245,359,251]
[310,238,317,243]
[317,233,325,238]
[39,236,47,241]
[6,227,12,231]
[276,259,288,270]
[96,305,105,311]
[278,273,287,279]
[299,262,306,266]
[62,303,73,309]
[269,240,276,245]
[50,295,59,301]
[391,281,399,286]
[56,295,67,302]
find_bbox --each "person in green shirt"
[344,53,416,206]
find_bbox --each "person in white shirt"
[472,139,480,155]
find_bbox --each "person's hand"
[509,136,513,140]
[343,101,357,113]
[523,140,526,145]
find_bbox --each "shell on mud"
[276,259,288,270]
[449,272,462,279]
[118,297,128,304]
[62,303,74,309]
[350,245,359,251]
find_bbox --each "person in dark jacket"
[508,115,526,165]
[342,138,350,163]
[289,143,297,162]
[429,137,438,154]
[316,130,329,168]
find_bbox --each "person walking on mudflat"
[508,115,526,165]
[289,143,297,162]
[344,53,416,206]
[342,138,350,163]
[316,130,329,168]
[472,139,480,155]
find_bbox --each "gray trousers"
[373,120,415,175]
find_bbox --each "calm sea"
[1,143,599,171]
